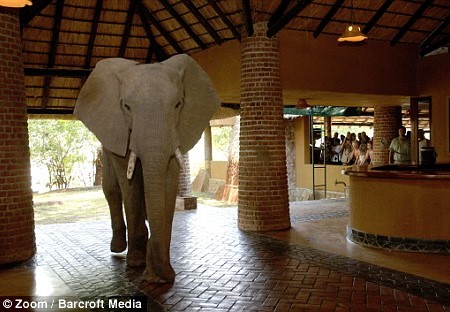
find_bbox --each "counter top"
[344,164,450,180]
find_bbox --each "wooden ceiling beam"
[119,0,136,57]
[133,0,184,54]
[268,0,292,28]
[136,4,168,62]
[158,0,207,50]
[362,0,394,34]
[420,14,450,52]
[206,0,241,41]
[42,0,64,109]
[19,0,53,26]
[180,0,223,45]
[267,0,314,38]
[27,108,74,115]
[84,0,103,69]
[242,0,254,37]
[48,0,64,68]
[390,0,434,46]
[313,0,344,38]
[24,68,91,77]
[420,34,450,56]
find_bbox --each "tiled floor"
[0,198,449,311]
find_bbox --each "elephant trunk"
[139,148,179,283]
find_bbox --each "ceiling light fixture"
[338,0,367,43]
[0,0,32,8]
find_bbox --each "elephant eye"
[175,102,182,109]
[123,104,131,111]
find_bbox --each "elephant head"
[75,54,221,282]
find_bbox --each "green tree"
[212,126,231,158]
[28,119,100,190]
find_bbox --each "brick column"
[238,22,290,231]
[0,8,35,264]
[177,153,191,197]
[373,106,402,165]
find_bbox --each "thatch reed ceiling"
[17,0,450,115]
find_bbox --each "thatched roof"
[19,0,450,116]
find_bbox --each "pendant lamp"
[0,0,32,7]
[338,0,367,43]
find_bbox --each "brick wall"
[0,8,36,264]
[238,22,290,231]
[373,106,402,165]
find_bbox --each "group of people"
[388,126,430,164]
[318,126,431,166]
[320,131,374,165]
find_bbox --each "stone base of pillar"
[175,196,197,210]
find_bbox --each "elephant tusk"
[175,148,186,172]
[127,151,137,180]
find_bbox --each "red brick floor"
[24,200,450,311]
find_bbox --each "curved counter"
[344,164,450,253]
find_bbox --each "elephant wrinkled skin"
[75,54,221,283]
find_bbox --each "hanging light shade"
[338,25,368,42]
[0,0,32,7]
[338,0,367,43]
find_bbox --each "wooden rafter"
[24,68,91,77]
[420,14,450,52]
[362,0,394,35]
[158,0,207,50]
[268,0,292,28]
[136,4,168,62]
[267,0,314,38]
[119,0,136,57]
[420,34,450,56]
[390,0,434,46]
[180,0,223,45]
[313,0,344,38]
[242,0,254,37]
[133,0,184,54]
[84,0,103,69]
[42,0,64,108]
[206,0,241,41]
[48,0,64,68]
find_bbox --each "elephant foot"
[143,266,175,284]
[110,235,127,253]
[126,250,146,267]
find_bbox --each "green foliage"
[211,126,231,154]
[28,119,100,190]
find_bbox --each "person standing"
[418,129,432,164]
[389,126,411,164]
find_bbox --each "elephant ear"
[74,58,138,157]
[162,54,221,154]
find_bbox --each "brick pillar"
[0,8,36,264]
[373,106,402,165]
[177,153,191,197]
[238,22,290,231]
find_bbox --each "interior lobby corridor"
[0,198,449,311]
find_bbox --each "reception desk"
[344,164,450,253]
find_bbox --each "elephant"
[74,54,221,283]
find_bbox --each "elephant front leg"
[123,159,148,267]
[102,154,127,253]
[143,157,179,283]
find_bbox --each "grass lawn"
[33,187,235,225]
